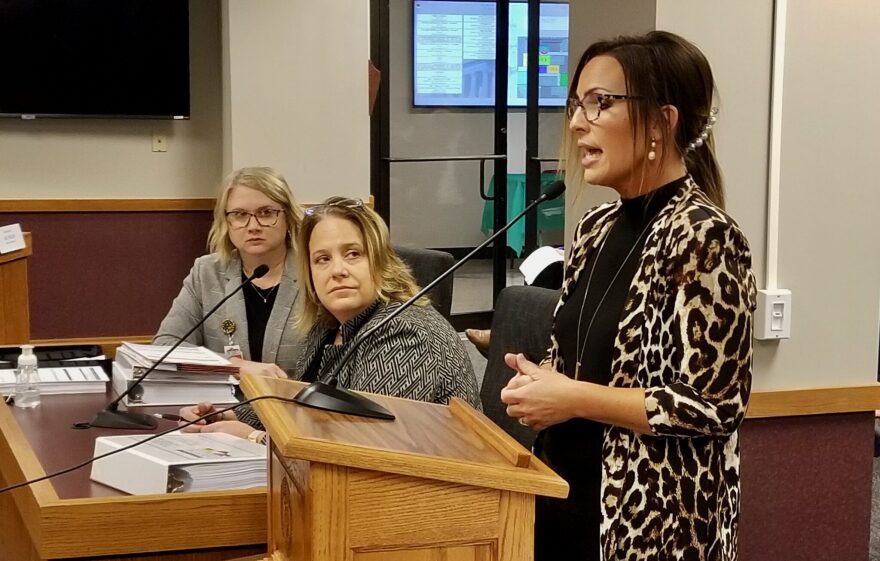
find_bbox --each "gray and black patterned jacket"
[237,300,480,429]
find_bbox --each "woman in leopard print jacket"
[501,32,756,561]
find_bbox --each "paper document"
[119,343,238,374]
[0,223,26,254]
[112,362,237,406]
[0,365,109,395]
[65,354,107,362]
[519,246,564,285]
[91,432,267,494]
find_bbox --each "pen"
[152,413,183,421]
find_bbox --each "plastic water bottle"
[14,345,40,409]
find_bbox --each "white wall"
[655,1,773,287]
[658,0,880,389]
[222,0,371,203]
[759,0,880,388]
[388,0,565,248]
[0,1,223,199]
[0,0,373,205]
[566,2,880,390]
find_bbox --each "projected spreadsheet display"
[413,1,569,107]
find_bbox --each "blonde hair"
[207,167,304,263]
[296,197,427,331]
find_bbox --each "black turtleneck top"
[533,175,685,561]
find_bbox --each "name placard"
[0,223,26,254]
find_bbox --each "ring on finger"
[518,418,528,427]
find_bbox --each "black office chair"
[394,246,455,321]
[479,285,559,448]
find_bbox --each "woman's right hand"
[177,401,234,432]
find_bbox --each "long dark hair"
[569,31,724,208]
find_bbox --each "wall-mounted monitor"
[0,0,190,119]
[413,1,569,108]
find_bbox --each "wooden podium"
[241,376,568,561]
[0,232,32,345]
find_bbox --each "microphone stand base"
[294,381,395,420]
[89,409,158,430]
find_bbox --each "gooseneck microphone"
[84,264,270,430]
[293,180,567,420]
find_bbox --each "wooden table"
[0,393,266,561]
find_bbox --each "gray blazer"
[153,252,303,372]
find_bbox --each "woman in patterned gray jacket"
[289,197,479,407]
[181,196,480,439]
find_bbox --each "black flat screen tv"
[0,0,190,119]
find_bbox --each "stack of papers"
[90,432,267,495]
[111,363,237,406]
[117,343,239,377]
[171,459,267,493]
[0,365,109,396]
[112,343,239,406]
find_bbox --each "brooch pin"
[221,319,242,359]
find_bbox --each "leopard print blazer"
[547,177,756,561]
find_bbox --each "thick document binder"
[111,362,238,406]
[90,432,267,495]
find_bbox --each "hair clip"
[685,107,718,153]
[304,198,365,216]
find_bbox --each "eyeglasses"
[304,198,365,216]
[225,208,284,228]
[566,92,641,122]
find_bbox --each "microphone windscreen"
[252,264,270,278]
[544,180,566,200]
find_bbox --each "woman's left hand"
[196,420,255,439]
[500,353,581,431]
[228,357,287,379]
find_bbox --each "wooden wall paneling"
[0,232,32,344]
[746,385,880,418]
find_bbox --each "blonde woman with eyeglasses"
[154,167,305,381]
[186,196,481,441]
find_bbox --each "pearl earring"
[648,137,657,161]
